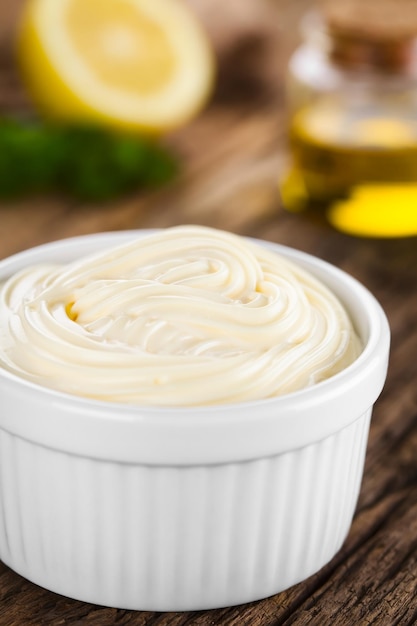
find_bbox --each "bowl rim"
[0,230,390,464]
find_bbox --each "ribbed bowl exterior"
[0,408,371,611]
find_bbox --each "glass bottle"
[280,0,417,237]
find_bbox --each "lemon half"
[17,0,215,133]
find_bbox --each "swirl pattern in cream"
[0,226,362,405]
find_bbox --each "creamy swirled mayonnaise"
[0,226,361,405]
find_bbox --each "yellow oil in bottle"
[281,0,417,238]
[280,96,417,236]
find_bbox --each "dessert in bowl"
[0,226,389,611]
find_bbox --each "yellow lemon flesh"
[17,0,215,133]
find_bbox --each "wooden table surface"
[1,1,417,624]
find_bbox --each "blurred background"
[0,0,307,258]
[1,0,417,249]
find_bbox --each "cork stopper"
[319,0,417,42]
[317,0,417,71]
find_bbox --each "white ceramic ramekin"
[0,231,390,611]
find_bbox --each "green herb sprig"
[0,118,178,201]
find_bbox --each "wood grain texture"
[1,0,417,624]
